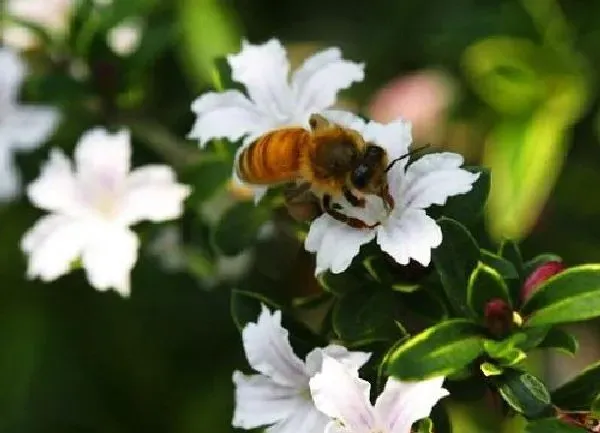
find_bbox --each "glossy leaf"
[526,419,587,433]
[431,218,480,317]
[468,262,511,317]
[552,360,600,410]
[386,319,484,380]
[333,290,405,345]
[212,202,271,255]
[438,167,491,224]
[522,265,600,327]
[538,327,579,356]
[482,250,519,280]
[496,369,553,419]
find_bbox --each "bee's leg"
[342,186,365,208]
[382,184,395,210]
[283,182,312,203]
[322,194,378,229]
[309,113,329,131]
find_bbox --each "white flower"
[233,304,371,433]
[2,0,72,49]
[0,48,60,201]
[107,19,143,56]
[21,128,191,296]
[305,117,480,275]
[309,356,449,433]
[188,38,365,201]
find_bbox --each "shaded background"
[1,0,600,431]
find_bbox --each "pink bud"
[521,261,565,302]
[484,298,513,338]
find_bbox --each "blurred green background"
[2,0,600,431]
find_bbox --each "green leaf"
[386,319,484,380]
[230,289,280,331]
[431,218,481,317]
[212,202,270,256]
[317,267,366,296]
[500,240,524,275]
[526,419,587,433]
[496,369,553,419]
[184,158,233,204]
[482,250,519,280]
[416,418,434,433]
[538,328,579,356]
[592,395,600,417]
[481,362,504,377]
[333,290,405,345]
[400,288,448,324]
[484,338,527,366]
[468,262,512,317]
[522,265,600,327]
[439,167,491,224]
[552,360,600,410]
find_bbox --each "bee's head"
[350,145,387,192]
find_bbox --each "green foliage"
[495,368,553,419]
[538,328,579,356]
[333,290,405,345]
[437,167,490,224]
[526,419,588,433]
[522,265,600,326]
[467,262,511,317]
[386,320,484,380]
[212,202,271,256]
[552,360,600,410]
[432,218,480,317]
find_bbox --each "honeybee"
[237,114,413,228]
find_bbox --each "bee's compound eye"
[351,165,370,189]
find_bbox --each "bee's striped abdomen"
[237,128,310,184]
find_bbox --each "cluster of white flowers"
[233,304,448,433]
[190,39,479,275]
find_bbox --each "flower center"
[80,170,123,219]
[333,194,391,228]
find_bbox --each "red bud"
[484,298,513,338]
[521,261,564,302]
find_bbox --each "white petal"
[376,208,442,266]
[232,371,302,429]
[242,304,308,387]
[291,48,364,114]
[26,149,81,214]
[21,214,89,282]
[0,143,20,201]
[2,106,60,151]
[227,39,293,121]
[266,402,328,433]
[309,356,376,433]
[363,118,412,161]
[374,376,449,433]
[0,48,25,107]
[304,214,376,275]
[321,109,366,132]
[304,344,371,377]
[81,224,139,296]
[118,165,190,225]
[401,152,480,210]
[188,90,268,147]
[75,128,131,182]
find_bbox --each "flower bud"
[484,298,513,338]
[521,261,564,302]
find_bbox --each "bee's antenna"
[385,144,431,173]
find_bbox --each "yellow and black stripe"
[237,128,310,184]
